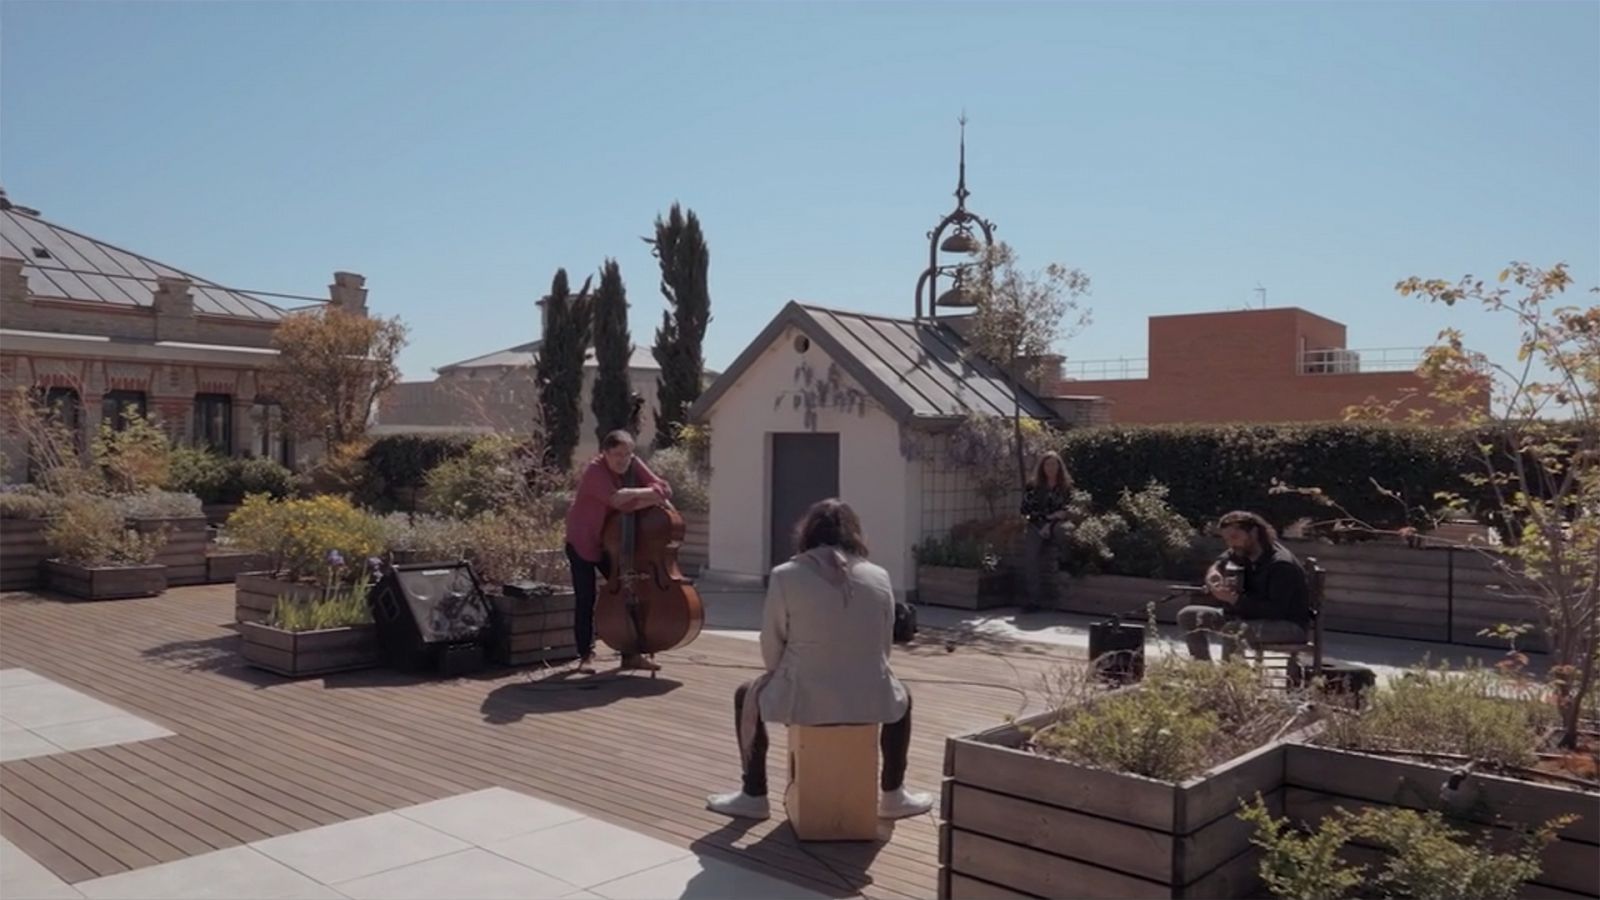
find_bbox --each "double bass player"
[564,429,672,673]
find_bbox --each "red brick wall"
[1062,308,1480,424]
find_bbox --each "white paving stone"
[334,848,577,899]
[0,681,126,729]
[1,725,63,762]
[0,667,50,688]
[394,787,585,846]
[485,817,691,889]
[74,846,329,900]
[252,812,471,885]
[30,715,173,752]
[591,855,829,900]
[0,835,83,899]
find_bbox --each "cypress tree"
[590,259,635,443]
[646,203,711,449]
[534,268,592,470]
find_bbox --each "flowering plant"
[222,494,384,582]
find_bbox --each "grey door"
[770,433,841,568]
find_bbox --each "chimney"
[1011,353,1065,396]
[153,277,195,317]
[538,296,550,338]
[152,277,198,341]
[329,271,368,315]
[0,256,29,303]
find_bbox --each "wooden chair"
[784,724,879,841]
[1250,557,1325,689]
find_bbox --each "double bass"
[595,463,705,674]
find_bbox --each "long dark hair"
[794,498,870,558]
[1028,451,1073,495]
[1217,510,1278,546]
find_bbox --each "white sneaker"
[879,787,934,819]
[706,790,771,820]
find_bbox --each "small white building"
[688,301,1064,598]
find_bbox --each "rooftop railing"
[1299,347,1427,375]
[1059,357,1149,380]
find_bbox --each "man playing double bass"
[564,430,672,673]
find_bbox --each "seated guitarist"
[564,429,672,673]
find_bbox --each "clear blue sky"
[3,1,1596,382]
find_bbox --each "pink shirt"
[564,456,672,563]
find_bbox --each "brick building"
[0,191,369,480]
[1046,307,1475,424]
[376,296,719,459]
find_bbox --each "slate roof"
[688,302,1057,425]
[437,341,661,373]
[2,205,288,320]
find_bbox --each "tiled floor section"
[6,788,828,900]
[0,668,174,762]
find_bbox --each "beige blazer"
[753,548,910,727]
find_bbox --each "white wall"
[705,326,918,597]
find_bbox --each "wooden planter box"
[1279,539,1540,651]
[490,588,577,667]
[202,502,239,526]
[238,621,379,677]
[1284,743,1599,898]
[205,551,271,585]
[918,565,1013,610]
[129,515,208,586]
[1060,574,1184,622]
[941,709,1284,899]
[679,509,710,575]
[42,559,166,601]
[235,572,333,624]
[1,517,49,590]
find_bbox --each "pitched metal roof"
[437,340,661,373]
[1,206,287,320]
[688,302,1057,426]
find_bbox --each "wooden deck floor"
[0,585,1078,898]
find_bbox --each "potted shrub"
[223,494,385,623]
[169,448,294,524]
[1,485,60,590]
[1275,663,1600,898]
[379,512,472,566]
[641,445,711,573]
[239,564,379,677]
[41,494,167,600]
[915,534,1009,610]
[1239,794,1572,900]
[941,657,1314,899]
[1057,480,1208,621]
[463,511,576,666]
[117,489,207,586]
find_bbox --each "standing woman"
[1020,451,1073,610]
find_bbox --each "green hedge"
[1054,424,1491,532]
[363,435,477,488]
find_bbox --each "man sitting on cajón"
[1177,510,1310,661]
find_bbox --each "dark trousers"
[566,543,603,658]
[733,679,913,798]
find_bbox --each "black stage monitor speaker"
[1089,619,1145,685]
[370,561,493,675]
